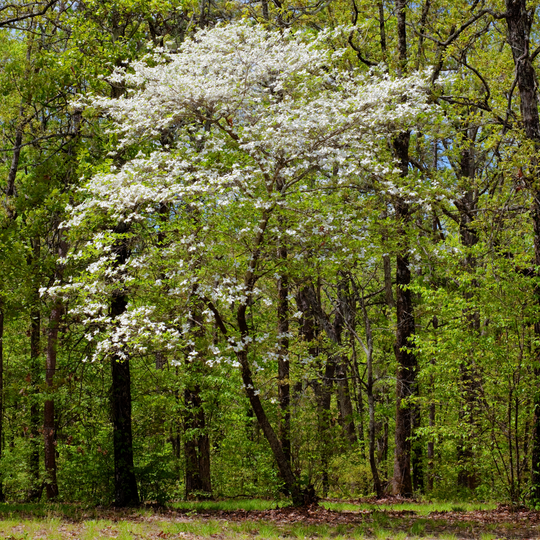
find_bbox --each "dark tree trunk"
[184,385,212,498]
[208,211,316,506]
[336,358,357,446]
[392,242,416,497]
[44,303,61,500]
[184,290,212,500]
[359,294,383,498]
[412,405,424,493]
[350,336,366,454]
[392,137,418,498]
[503,0,540,501]
[277,244,291,464]
[296,287,333,496]
[110,228,139,507]
[391,0,419,497]
[427,399,435,491]
[312,359,335,497]
[427,317,438,492]
[29,307,42,502]
[236,302,314,505]
[454,136,481,491]
[211,304,314,504]
[43,239,67,500]
[237,346,305,504]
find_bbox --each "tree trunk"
[236,299,315,505]
[391,0,419,497]
[110,227,139,507]
[184,291,212,500]
[336,358,357,446]
[43,239,67,500]
[452,129,481,491]
[277,244,291,464]
[392,140,418,498]
[184,385,212,498]
[503,0,540,501]
[28,306,42,502]
[43,302,61,500]
[360,294,383,498]
[350,336,366,454]
[296,287,332,496]
[207,210,315,506]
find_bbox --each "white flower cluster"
[64,21,435,361]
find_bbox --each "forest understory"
[6,0,540,519]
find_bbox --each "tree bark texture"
[43,302,61,500]
[29,306,42,502]
[184,385,212,498]
[455,136,481,491]
[184,289,212,499]
[503,0,540,501]
[296,287,333,496]
[391,0,419,497]
[359,294,383,498]
[392,132,418,498]
[277,244,291,464]
[43,239,67,500]
[110,227,139,507]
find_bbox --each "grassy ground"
[0,499,533,539]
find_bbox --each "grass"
[323,499,497,515]
[0,498,526,539]
[172,497,280,512]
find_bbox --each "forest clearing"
[0,499,536,540]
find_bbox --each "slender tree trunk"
[296,287,332,496]
[277,244,291,464]
[427,318,437,493]
[503,0,540,501]
[110,226,139,507]
[360,294,382,498]
[350,336,366,454]
[210,299,313,505]
[27,237,42,502]
[43,303,61,500]
[336,358,357,446]
[335,275,357,446]
[427,400,435,491]
[315,359,335,497]
[43,239,67,500]
[237,345,304,504]
[208,210,315,506]
[29,306,42,501]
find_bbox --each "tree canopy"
[1,0,540,507]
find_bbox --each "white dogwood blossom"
[65,21,435,361]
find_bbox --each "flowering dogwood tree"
[61,22,434,504]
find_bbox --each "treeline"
[0,0,539,507]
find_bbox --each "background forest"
[1,0,540,509]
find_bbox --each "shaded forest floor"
[0,499,538,539]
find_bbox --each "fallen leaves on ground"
[1,501,540,539]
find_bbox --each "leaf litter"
[0,500,539,539]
